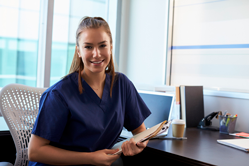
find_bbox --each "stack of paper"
[217,139,249,152]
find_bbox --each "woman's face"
[77,27,112,75]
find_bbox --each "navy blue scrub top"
[29,72,151,166]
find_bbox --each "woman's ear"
[76,45,81,57]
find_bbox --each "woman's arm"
[121,123,149,156]
[28,134,120,166]
[131,122,147,135]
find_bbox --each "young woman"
[28,17,151,166]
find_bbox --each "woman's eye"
[85,46,92,49]
[100,44,106,48]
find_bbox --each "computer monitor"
[120,90,175,138]
[138,90,175,128]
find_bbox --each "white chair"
[0,84,47,166]
[0,162,14,166]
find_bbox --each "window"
[0,0,118,130]
[0,0,111,88]
[0,0,41,87]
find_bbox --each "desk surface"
[147,128,249,166]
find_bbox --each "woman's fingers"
[136,140,149,148]
[121,138,147,156]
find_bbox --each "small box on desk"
[219,115,237,134]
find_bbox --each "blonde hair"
[68,16,116,96]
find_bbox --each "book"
[217,139,249,152]
[175,86,180,119]
[111,120,171,155]
[180,86,204,128]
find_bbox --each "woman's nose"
[93,48,100,57]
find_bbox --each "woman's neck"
[81,71,106,91]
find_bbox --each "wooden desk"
[122,128,249,166]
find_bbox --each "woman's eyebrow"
[83,41,107,45]
[98,41,107,44]
[83,42,93,45]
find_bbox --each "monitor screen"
[138,90,175,128]
[119,90,175,138]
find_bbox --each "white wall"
[118,0,169,86]
[204,96,249,132]
[119,0,249,132]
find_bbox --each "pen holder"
[219,115,237,134]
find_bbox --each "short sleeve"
[32,90,69,143]
[122,75,151,131]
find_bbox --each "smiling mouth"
[91,60,104,64]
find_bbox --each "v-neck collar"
[81,73,111,112]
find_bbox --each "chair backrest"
[0,84,47,166]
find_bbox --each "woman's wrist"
[77,151,95,165]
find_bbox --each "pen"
[224,111,229,125]
[222,111,228,124]
[226,117,230,126]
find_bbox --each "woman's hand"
[121,138,149,156]
[90,149,121,166]
[121,122,149,156]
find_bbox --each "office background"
[0,0,249,132]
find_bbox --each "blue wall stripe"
[171,44,249,50]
